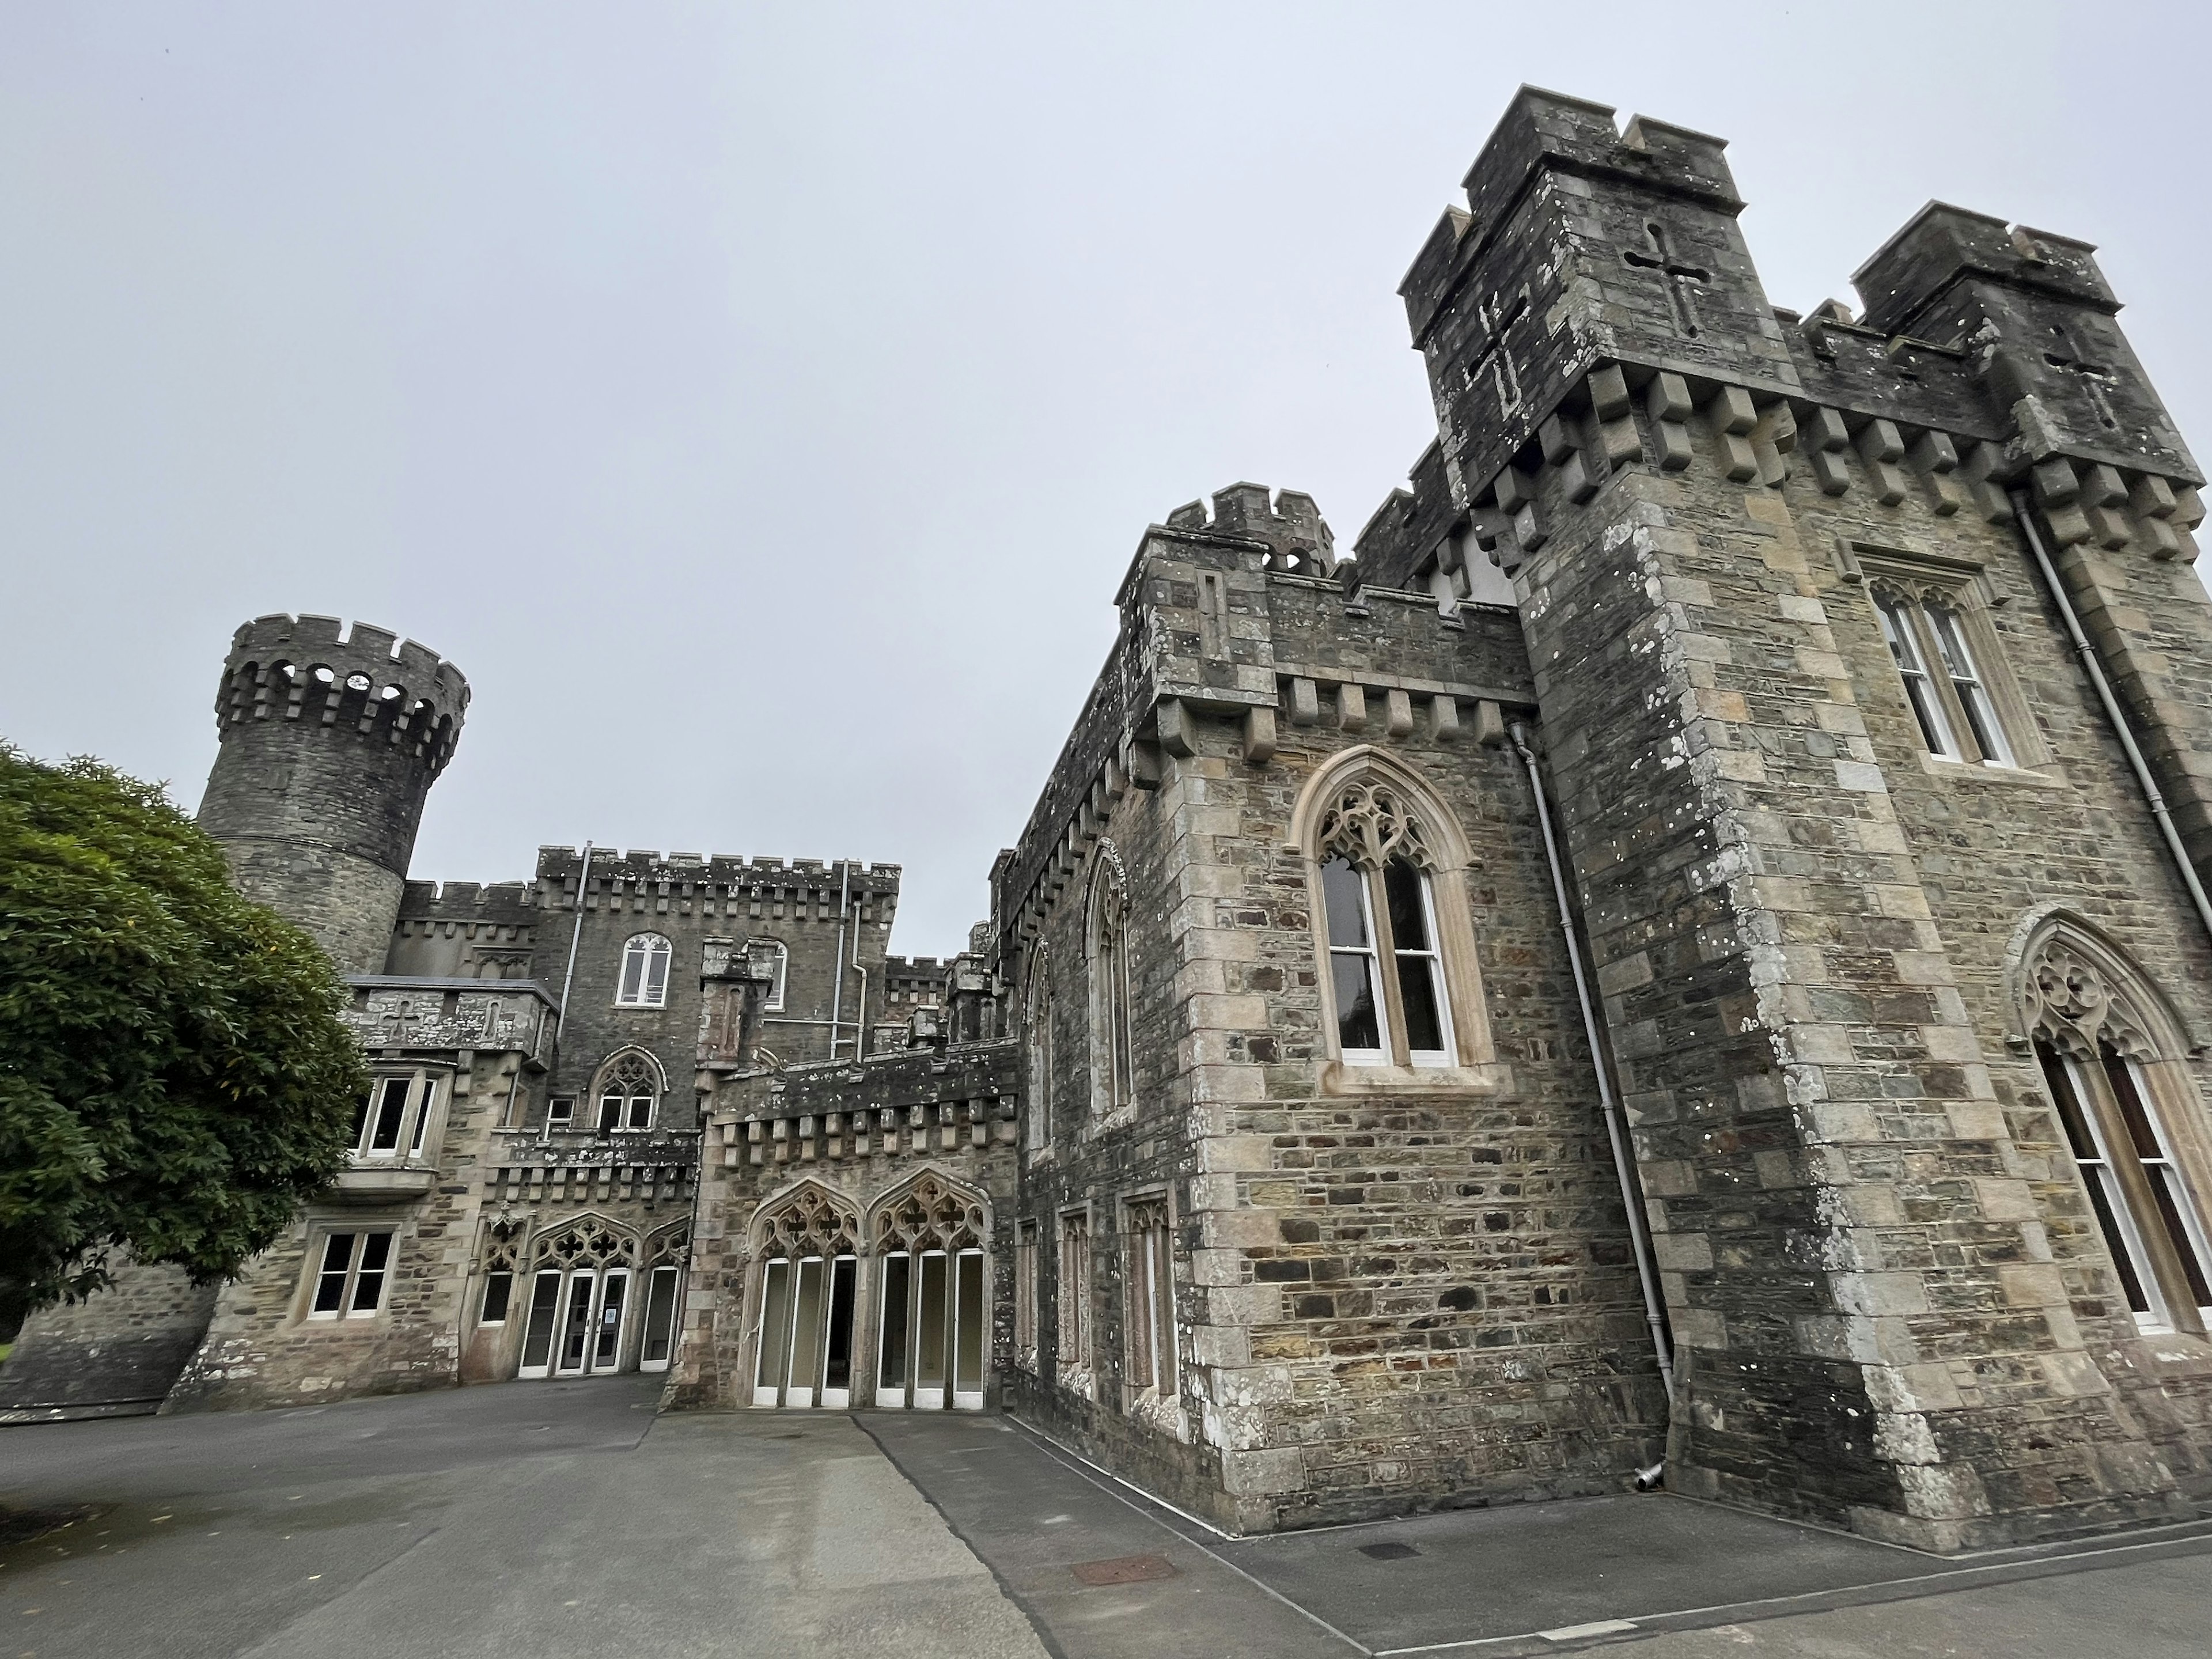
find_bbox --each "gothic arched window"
[1293,751,1491,1081]
[617,933,673,1007]
[1088,847,1134,1123]
[2021,921,2212,1335]
[591,1048,663,1134]
[1024,948,1053,1154]
[1315,777,1452,1064]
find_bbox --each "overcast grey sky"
[5,3,2207,956]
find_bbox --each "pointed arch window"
[1024,949,1054,1154]
[2024,924,2212,1334]
[617,933,673,1007]
[1088,849,1135,1121]
[592,1048,663,1134]
[1315,778,1456,1066]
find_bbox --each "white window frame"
[758,940,789,1012]
[590,1050,663,1136]
[616,933,673,1008]
[1857,555,2041,772]
[305,1228,396,1321]
[1319,855,1457,1069]
[351,1070,438,1162]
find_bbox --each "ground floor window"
[1015,1219,1038,1370]
[306,1229,394,1319]
[1058,1209,1092,1377]
[1123,1197,1176,1403]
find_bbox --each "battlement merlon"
[530,846,904,896]
[221,613,470,731]
[1852,202,2202,486]
[1397,88,1800,517]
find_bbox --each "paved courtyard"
[4,1377,2211,1657]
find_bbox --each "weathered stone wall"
[525,847,900,1135]
[1395,86,2212,1548]
[0,1262,218,1422]
[994,495,1671,1532]
[672,1040,1018,1412]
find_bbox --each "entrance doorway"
[874,1247,986,1409]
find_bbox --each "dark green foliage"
[0,747,367,1311]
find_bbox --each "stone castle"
[8,86,2212,1554]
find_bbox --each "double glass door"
[517,1267,631,1380]
[875,1248,986,1410]
[753,1253,858,1408]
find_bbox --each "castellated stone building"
[9,85,2212,1554]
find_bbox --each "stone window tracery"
[1088,847,1134,1124]
[2023,925,2212,1334]
[519,1219,640,1380]
[1313,777,1455,1066]
[591,1048,662,1134]
[873,1174,990,1411]
[753,1185,861,1409]
[1858,557,2039,770]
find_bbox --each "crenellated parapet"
[197,614,471,974]
[214,613,467,778]
[532,846,901,923]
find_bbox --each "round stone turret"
[197,614,469,974]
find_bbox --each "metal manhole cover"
[1069,1552,1179,1586]
[1358,1540,1421,1560]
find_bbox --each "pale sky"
[5,3,2207,957]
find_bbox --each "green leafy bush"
[0,747,367,1311]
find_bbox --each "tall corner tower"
[196,613,468,974]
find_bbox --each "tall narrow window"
[1058,1209,1092,1376]
[757,940,789,1011]
[869,1174,988,1411]
[1877,592,1959,757]
[1088,850,1135,1123]
[1312,778,1460,1067]
[1925,601,2015,766]
[2025,926,2212,1335]
[1025,953,1053,1153]
[591,1049,661,1134]
[617,933,673,1007]
[1016,1219,1039,1368]
[1123,1197,1176,1405]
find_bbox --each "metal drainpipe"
[1509,723,1677,1419]
[555,842,594,1047]
[830,863,851,1059]
[2009,490,2212,948]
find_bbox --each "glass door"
[753,1253,857,1408]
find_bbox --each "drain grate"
[1069,1552,1180,1586]
[1359,1540,1421,1560]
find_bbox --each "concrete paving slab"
[1212,1491,1932,1651]
[1,1377,1047,1659]
[858,1410,1355,1658]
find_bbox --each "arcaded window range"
[2024,922,2212,1336]
[746,1176,988,1413]
[513,1222,686,1380]
[616,932,673,1007]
